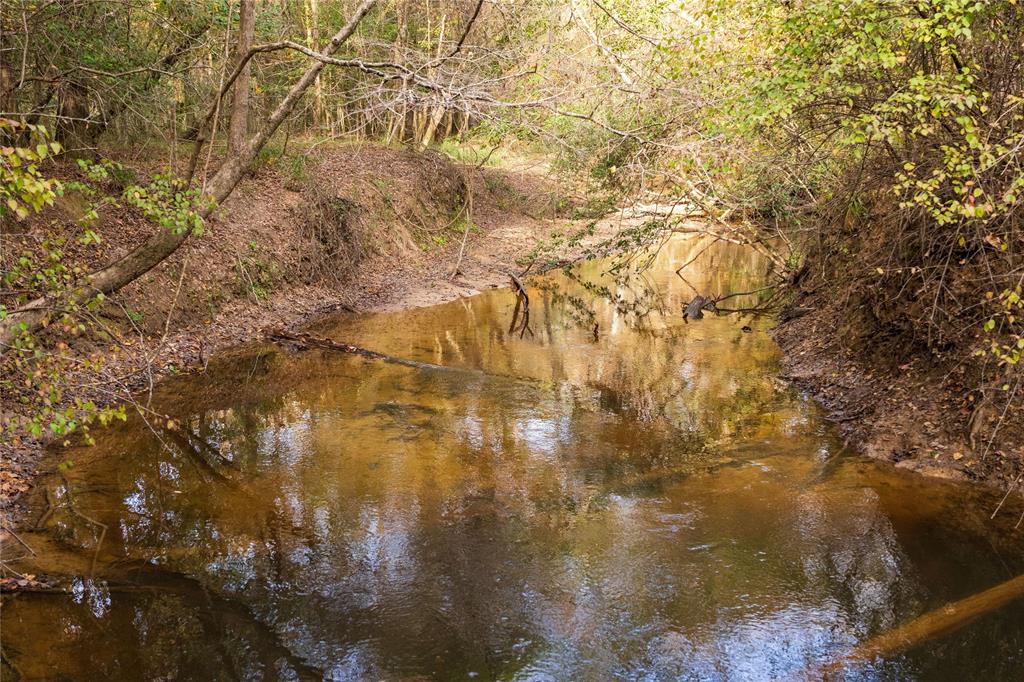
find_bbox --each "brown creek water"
[2,235,1023,681]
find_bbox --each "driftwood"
[814,573,1024,678]
[682,295,717,322]
[509,273,533,338]
[681,283,782,323]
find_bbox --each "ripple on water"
[3,235,1024,680]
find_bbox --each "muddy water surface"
[2,236,1023,680]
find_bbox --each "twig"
[433,0,485,64]
[200,5,233,192]
[991,471,1024,521]
[675,234,720,275]
[474,144,500,168]
[591,0,661,48]
[1,523,37,556]
[162,254,189,342]
[714,284,779,305]
[982,378,1019,460]
[1,560,29,579]
[18,5,30,89]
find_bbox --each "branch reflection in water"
[3,235,1023,680]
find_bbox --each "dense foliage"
[726,0,1024,406]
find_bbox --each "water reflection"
[2,236,1023,681]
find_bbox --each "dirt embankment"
[773,292,1024,492]
[1,143,616,511]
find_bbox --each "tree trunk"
[385,4,408,145]
[304,0,326,130]
[419,105,447,149]
[94,23,210,145]
[229,0,256,155]
[443,109,454,139]
[0,0,379,351]
[387,98,407,145]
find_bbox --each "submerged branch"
[267,328,542,385]
[814,574,1024,678]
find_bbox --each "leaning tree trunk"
[0,0,378,352]
[229,0,256,155]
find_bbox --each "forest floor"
[0,142,623,518]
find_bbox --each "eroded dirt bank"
[1,143,621,517]
[773,294,1024,494]
[5,144,1021,525]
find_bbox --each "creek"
[2,235,1023,680]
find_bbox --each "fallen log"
[267,329,462,373]
[266,328,544,386]
[814,573,1024,679]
